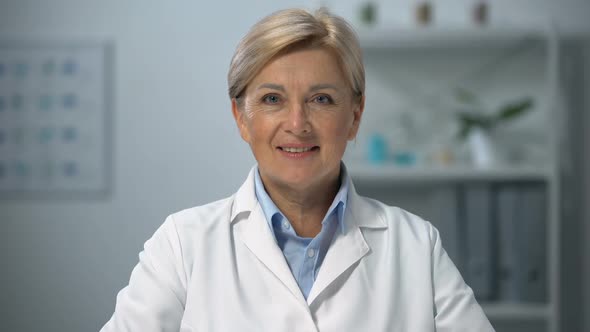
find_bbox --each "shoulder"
[164,195,235,233]
[147,196,237,275]
[153,167,257,249]
[354,194,440,248]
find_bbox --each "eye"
[313,94,333,104]
[262,94,281,104]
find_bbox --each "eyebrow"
[309,84,340,92]
[256,83,341,92]
[256,83,285,92]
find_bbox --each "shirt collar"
[253,167,282,233]
[253,163,350,234]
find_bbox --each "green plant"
[359,2,376,25]
[454,88,534,140]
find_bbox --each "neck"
[260,170,341,238]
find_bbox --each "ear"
[232,98,251,143]
[347,95,365,141]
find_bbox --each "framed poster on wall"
[0,41,112,198]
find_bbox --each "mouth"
[278,146,319,153]
[277,145,320,158]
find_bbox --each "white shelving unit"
[348,163,553,182]
[358,27,549,50]
[351,26,561,332]
[482,303,551,320]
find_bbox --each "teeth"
[283,147,313,153]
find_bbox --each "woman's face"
[232,47,364,192]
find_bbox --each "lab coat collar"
[230,167,258,223]
[230,167,307,305]
[345,177,388,229]
[230,165,388,307]
[230,165,387,230]
[306,174,388,305]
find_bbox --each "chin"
[262,165,314,188]
[282,167,317,183]
[283,164,338,188]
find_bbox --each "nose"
[285,101,311,135]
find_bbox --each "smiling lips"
[277,145,319,158]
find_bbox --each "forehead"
[250,47,347,87]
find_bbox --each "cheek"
[318,119,354,148]
[321,113,354,138]
[245,114,278,145]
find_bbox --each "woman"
[102,8,494,332]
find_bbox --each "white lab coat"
[102,167,494,332]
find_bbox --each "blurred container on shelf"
[473,1,488,26]
[367,133,387,164]
[416,2,432,26]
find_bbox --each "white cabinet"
[348,27,560,332]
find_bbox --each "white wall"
[0,1,588,331]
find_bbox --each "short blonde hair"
[228,8,364,103]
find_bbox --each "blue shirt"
[254,165,349,299]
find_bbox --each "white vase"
[468,128,495,167]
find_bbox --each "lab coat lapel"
[306,218,369,305]
[233,169,306,305]
[307,179,387,306]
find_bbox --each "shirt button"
[282,220,290,229]
[307,248,316,258]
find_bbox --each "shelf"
[347,163,552,183]
[357,27,547,50]
[482,303,551,320]
[354,22,560,332]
